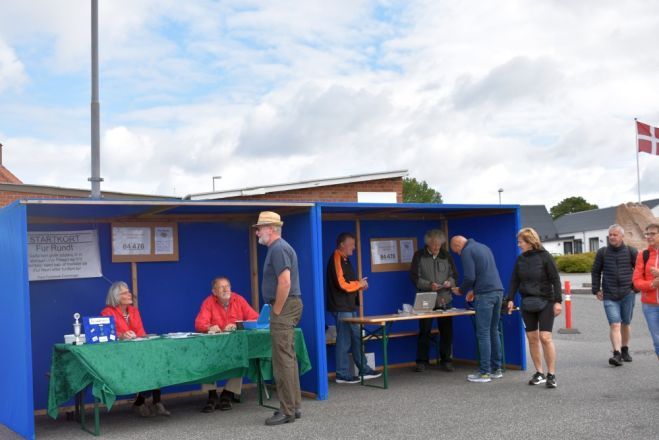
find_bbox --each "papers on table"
[129,334,161,342]
[126,331,237,341]
[162,332,193,339]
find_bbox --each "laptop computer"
[242,304,271,330]
[412,292,437,314]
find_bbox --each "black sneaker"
[274,409,301,419]
[361,370,382,380]
[528,372,546,385]
[545,373,557,388]
[335,376,360,384]
[439,361,455,372]
[609,351,623,366]
[621,347,633,362]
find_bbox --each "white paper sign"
[371,240,399,265]
[112,227,151,255]
[399,239,415,263]
[154,226,174,255]
[28,230,102,281]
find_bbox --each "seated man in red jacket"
[195,276,259,412]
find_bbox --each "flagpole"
[635,117,641,203]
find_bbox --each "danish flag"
[637,120,659,155]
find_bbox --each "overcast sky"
[1,0,658,207]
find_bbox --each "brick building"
[0,143,22,185]
[185,170,407,203]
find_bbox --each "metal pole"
[635,118,641,203]
[89,0,103,198]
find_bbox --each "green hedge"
[554,252,596,273]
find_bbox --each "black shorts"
[521,301,555,332]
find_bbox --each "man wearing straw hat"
[254,211,304,426]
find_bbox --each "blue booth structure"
[0,199,523,439]
[318,202,524,376]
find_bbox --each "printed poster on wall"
[154,226,174,255]
[371,240,399,265]
[370,236,418,272]
[399,239,415,263]
[28,230,102,281]
[112,226,151,255]
[111,222,179,263]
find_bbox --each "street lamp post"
[89,0,103,199]
[498,188,504,205]
[212,176,222,192]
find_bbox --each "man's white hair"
[424,229,445,245]
[608,224,624,235]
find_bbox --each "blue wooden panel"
[280,210,327,399]
[448,211,525,367]
[0,203,35,439]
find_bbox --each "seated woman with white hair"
[101,281,170,417]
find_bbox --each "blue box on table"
[83,316,117,343]
[242,304,271,330]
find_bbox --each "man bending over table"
[195,276,259,412]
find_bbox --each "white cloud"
[0,38,27,92]
[0,136,89,188]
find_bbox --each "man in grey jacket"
[591,224,638,366]
[410,229,457,372]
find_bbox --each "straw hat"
[252,211,284,227]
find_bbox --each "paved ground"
[5,294,658,440]
[559,272,593,293]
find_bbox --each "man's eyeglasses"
[644,232,658,237]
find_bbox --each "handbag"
[521,296,548,313]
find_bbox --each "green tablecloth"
[47,329,311,418]
[244,329,310,381]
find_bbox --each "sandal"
[201,400,216,413]
[218,397,232,411]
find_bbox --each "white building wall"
[545,228,609,255]
[543,239,564,256]
[582,228,609,252]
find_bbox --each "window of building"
[563,241,573,255]
[574,239,583,254]
[589,237,599,252]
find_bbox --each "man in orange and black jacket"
[327,232,381,383]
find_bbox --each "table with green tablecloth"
[47,328,310,430]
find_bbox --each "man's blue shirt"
[459,238,503,294]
